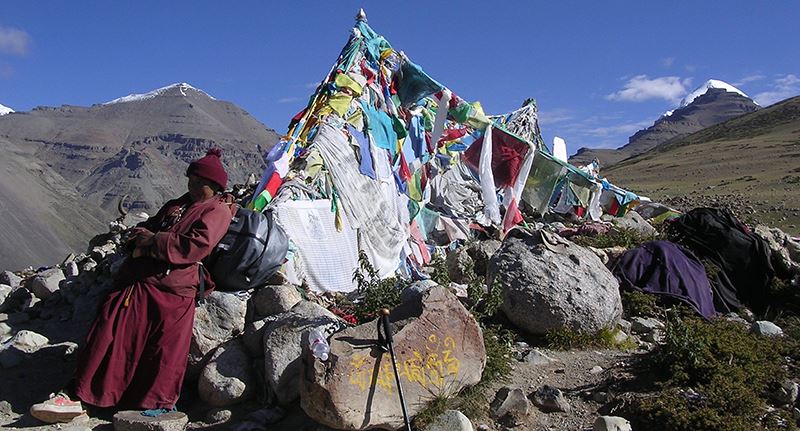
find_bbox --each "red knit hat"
[187,148,228,190]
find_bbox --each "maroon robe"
[74,193,232,409]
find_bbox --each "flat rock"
[300,286,486,431]
[113,410,188,431]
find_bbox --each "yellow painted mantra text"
[348,334,461,393]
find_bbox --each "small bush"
[546,326,632,351]
[624,310,800,431]
[621,290,660,318]
[428,252,451,286]
[351,250,406,322]
[571,227,656,249]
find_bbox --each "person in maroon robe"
[30,149,233,423]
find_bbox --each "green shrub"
[428,252,452,286]
[571,227,656,249]
[621,290,660,318]
[351,250,406,322]
[624,311,800,431]
[545,326,633,351]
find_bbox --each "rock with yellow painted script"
[300,285,486,430]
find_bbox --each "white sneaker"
[29,393,85,424]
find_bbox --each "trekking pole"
[378,308,412,431]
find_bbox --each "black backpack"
[200,206,289,295]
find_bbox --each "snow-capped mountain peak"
[0,103,14,116]
[104,83,215,105]
[679,79,754,108]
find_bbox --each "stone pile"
[2,202,800,431]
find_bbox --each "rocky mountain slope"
[570,80,760,167]
[0,83,280,269]
[603,95,800,235]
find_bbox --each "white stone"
[593,415,632,431]
[751,320,783,336]
[523,348,557,365]
[424,410,473,431]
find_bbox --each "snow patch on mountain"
[104,83,215,105]
[0,103,13,116]
[679,79,754,108]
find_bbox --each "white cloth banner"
[275,199,360,293]
[314,122,407,277]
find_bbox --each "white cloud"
[0,26,31,55]
[277,96,302,104]
[538,108,574,126]
[753,73,800,106]
[606,75,692,103]
[733,74,765,86]
[661,57,675,67]
[304,82,320,89]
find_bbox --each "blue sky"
[1,1,798,153]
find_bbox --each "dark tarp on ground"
[668,207,774,313]
[613,240,716,319]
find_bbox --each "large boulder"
[263,300,345,406]
[489,230,622,335]
[198,339,255,407]
[190,292,248,374]
[28,268,65,300]
[300,286,486,430]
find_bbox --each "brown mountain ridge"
[603,95,800,235]
[0,83,280,269]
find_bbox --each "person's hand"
[130,227,155,247]
[132,246,146,259]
